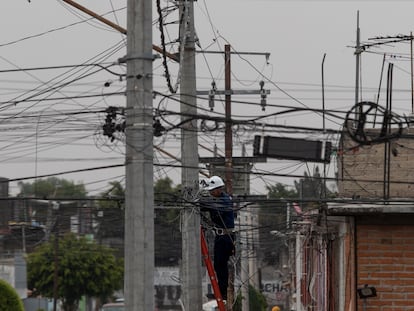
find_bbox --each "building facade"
[327,129,414,311]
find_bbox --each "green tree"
[259,183,298,265]
[154,177,182,266]
[266,183,298,199]
[94,177,183,265]
[27,233,123,311]
[154,177,181,203]
[293,167,337,215]
[234,285,267,311]
[0,279,24,311]
[294,166,335,200]
[95,181,125,255]
[97,181,124,209]
[17,177,87,198]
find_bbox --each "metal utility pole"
[124,0,154,309]
[179,0,202,310]
[411,31,414,114]
[355,11,362,119]
[225,44,233,196]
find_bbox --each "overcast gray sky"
[1,1,414,195]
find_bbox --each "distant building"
[0,253,27,299]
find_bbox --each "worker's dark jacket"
[200,192,234,229]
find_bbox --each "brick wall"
[337,129,414,198]
[357,224,414,310]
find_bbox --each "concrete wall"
[23,297,50,311]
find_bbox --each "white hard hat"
[205,176,225,191]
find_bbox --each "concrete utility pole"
[240,209,250,311]
[223,44,236,310]
[124,0,154,309]
[240,145,250,311]
[179,0,202,310]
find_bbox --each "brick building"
[327,129,414,311]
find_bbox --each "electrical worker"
[201,175,235,301]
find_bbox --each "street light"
[357,284,377,299]
[357,284,377,311]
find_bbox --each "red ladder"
[200,227,226,311]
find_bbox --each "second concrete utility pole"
[179,0,203,310]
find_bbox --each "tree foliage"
[97,181,124,209]
[0,279,24,311]
[94,177,183,266]
[95,181,125,255]
[27,233,123,311]
[293,166,333,200]
[154,177,182,266]
[266,183,298,199]
[154,177,181,204]
[259,183,298,265]
[234,285,267,311]
[259,168,337,266]
[154,177,181,218]
[17,177,87,198]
